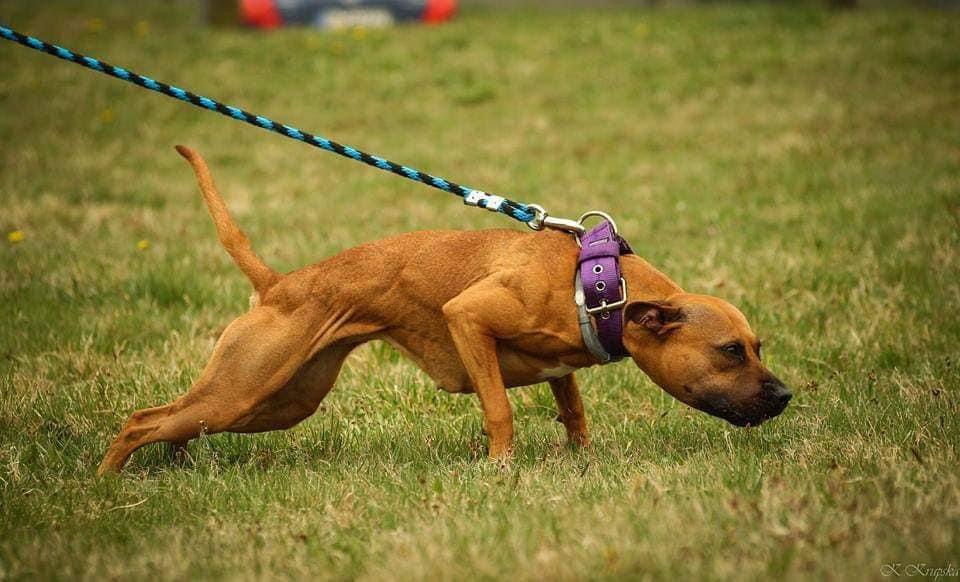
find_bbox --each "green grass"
[1,1,959,579]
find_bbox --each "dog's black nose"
[763,381,792,407]
[775,387,793,406]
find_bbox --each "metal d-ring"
[575,210,620,248]
[577,210,620,235]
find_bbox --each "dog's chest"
[536,364,577,380]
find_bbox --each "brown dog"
[97,147,791,474]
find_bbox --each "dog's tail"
[175,145,279,294]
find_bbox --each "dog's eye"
[720,343,746,362]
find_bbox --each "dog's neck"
[620,254,684,301]
[560,252,684,369]
[586,254,683,380]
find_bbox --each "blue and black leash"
[0,24,538,224]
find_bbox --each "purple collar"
[575,220,633,363]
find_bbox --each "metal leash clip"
[525,204,586,236]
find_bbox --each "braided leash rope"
[0,24,535,223]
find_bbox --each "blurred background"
[1,1,958,580]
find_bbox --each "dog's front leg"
[442,282,520,459]
[549,374,590,447]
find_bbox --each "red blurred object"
[241,0,282,28]
[423,0,456,24]
[238,0,456,29]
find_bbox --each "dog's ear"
[624,300,684,336]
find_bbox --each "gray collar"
[574,270,614,364]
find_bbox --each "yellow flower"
[135,20,150,37]
[87,17,104,34]
[352,27,367,40]
[100,108,114,124]
[8,230,25,244]
[137,239,150,251]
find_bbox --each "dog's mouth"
[692,391,788,427]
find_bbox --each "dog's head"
[622,293,791,426]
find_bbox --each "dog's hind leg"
[227,343,354,433]
[97,305,348,474]
[158,343,354,466]
[549,374,589,447]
